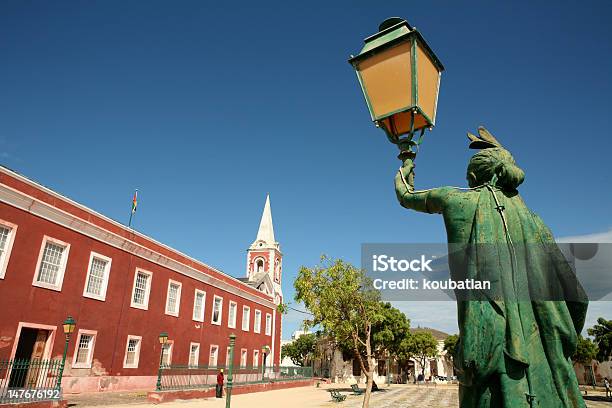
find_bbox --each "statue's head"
[466,127,525,190]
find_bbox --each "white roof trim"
[0,167,275,308]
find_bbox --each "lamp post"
[349,17,444,159]
[261,346,270,382]
[225,334,236,408]
[57,316,76,391]
[156,331,169,391]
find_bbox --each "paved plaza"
[65,383,612,408]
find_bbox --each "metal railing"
[0,358,63,402]
[157,365,313,391]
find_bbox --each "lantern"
[158,331,169,345]
[62,316,76,335]
[349,17,444,149]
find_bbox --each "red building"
[0,166,283,393]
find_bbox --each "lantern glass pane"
[357,42,413,119]
[380,111,429,137]
[416,42,441,124]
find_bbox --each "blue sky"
[1,1,611,337]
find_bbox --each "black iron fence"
[0,358,63,403]
[157,365,313,391]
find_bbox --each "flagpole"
[128,189,138,228]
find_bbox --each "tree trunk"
[420,357,426,380]
[351,324,374,408]
[361,326,373,408]
[362,368,373,408]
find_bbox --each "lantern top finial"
[378,17,409,32]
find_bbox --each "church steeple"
[252,194,277,249]
[246,195,283,303]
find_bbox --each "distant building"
[574,358,612,386]
[0,166,283,393]
[407,327,454,381]
[312,327,454,384]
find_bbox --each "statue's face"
[466,170,478,188]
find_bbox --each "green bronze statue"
[394,127,588,407]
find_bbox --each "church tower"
[246,194,283,304]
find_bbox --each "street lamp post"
[349,17,444,159]
[57,316,76,391]
[225,334,236,408]
[261,346,269,382]
[156,331,169,391]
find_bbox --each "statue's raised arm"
[394,154,454,214]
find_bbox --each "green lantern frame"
[349,18,444,150]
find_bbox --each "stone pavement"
[338,385,458,407]
[65,383,612,407]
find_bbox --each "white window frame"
[253,350,259,368]
[0,219,17,279]
[254,309,262,334]
[192,289,206,322]
[211,295,223,326]
[189,342,200,367]
[164,279,182,317]
[240,348,248,368]
[32,235,71,291]
[123,335,142,368]
[130,268,153,310]
[209,344,219,367]
[242,306,250,332]
[228,301,237,329]
[265,313,272,336]
[161,341,173,366]
[71,329,97,369]
[254,257,265,273]
[82,252,112,301]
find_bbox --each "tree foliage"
[372,303,411,357]
[587,317,612,362]
[337,302,411,361]
[281,333,316,367]
[572,335,598,365]
[443,334,459,361]
[294,257,383,407]
[405,331,438,377]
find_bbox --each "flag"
[131,190,138,214]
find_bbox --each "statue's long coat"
[397,174,588,407]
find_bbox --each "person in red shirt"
[216,369,224,398]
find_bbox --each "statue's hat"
[467,126,503,149]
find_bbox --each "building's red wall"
[0,201,278,379]
[0,171,266,300]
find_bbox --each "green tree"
[281,333,316,367]
[443,334,459,361]
[372,303,411,358]
[294,257,383,408]
[587,317,612,362]
[337,302,412,360]
[572,336,598,364]
[407,331,438,378]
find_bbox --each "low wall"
[147,379,315,404]
[62,375,156,394]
